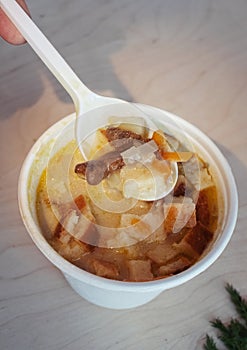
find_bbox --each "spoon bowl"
[76,101,178,201]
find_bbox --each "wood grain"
[0,1,246,349]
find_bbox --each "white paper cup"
[18,105,238,309]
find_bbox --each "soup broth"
[36,123,220,282]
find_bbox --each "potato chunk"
[163,197,196,233]
[91,259,120,279]
[158,256,191,276]
[127,260,153,281]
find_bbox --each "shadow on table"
[214,141,246,207]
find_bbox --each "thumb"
[0,0,30,45]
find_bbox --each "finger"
[0,0,30,45]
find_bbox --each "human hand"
[0,0,29,44]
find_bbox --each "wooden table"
[1,1,246,349]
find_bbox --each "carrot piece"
[131,218,140,225]
[152,130,169,149]
[160,151,193,162]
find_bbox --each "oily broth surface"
[36,137,220,282]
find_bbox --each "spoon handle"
[0,0,94,112]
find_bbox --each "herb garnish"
[204,283,247,350]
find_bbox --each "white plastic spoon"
[0,0,178,201]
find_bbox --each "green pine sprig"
[225,284,247,326]
[204,334,218,350]
[204,284,247,350]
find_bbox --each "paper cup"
[18,105,238,309]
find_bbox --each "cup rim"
[18,108,238,292]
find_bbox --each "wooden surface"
[0,1,246,349]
